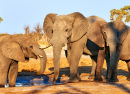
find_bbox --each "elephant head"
[44,12,88,84]
[100,20,128,81]
[1,35,47,75]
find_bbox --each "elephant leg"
[8,61,18,87]
[94,48,105,81]
[69,44,83,83]
[88,56,97,79]
[126,61,130,81]
[0,62,10,87]
[105,51,110,79]
[66,49,81,81]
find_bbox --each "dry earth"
[0,46,130,94]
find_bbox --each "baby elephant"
[0,35,47,87]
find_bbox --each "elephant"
[0,35,47,87]
[42,12,108,84]
[94,20,130,82]
[43,13,107,80]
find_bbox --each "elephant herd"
[0,12,130,87]
[43,12,130,84]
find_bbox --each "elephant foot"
[53,78,57,85]
[77,76,81,81]
[126,77,130,81]
[94,76,103,82]
[88,75,95,79]
[68,78,80,83]
[109,78,119,82]
[9,85,15,87]
[53,80,56,85]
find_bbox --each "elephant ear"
[113,20,128,44]
[43,13,57,39]
[87,21,107,47]
[68,12,89,42]
[1,41,25,62]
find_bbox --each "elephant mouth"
[25,57,29,62]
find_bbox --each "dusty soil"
[0,47,130,94]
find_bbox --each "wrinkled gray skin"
[43,14,107,80]
[0,35,47,87]
[95,20,130,82]
[43,12,107,84]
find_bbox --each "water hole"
[6,72,63,87]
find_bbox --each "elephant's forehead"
[55,15,70,24]
[53,19,67,29]
[54,20,67,27]
[53,15,72,30]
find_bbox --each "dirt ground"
[0,47,130,94]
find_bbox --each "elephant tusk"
[39,43,52,49]
[64,43,67,51]
[38,55,43,58]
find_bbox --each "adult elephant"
[0,35,47,87]
[94,20,130,82]
[43,13,107,79]
[43,12,107,84]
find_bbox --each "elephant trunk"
[34,48,47,75]
[52,43,62,84]
[108,43,117,78]
[107,41,120,80]
[50,35,67,84]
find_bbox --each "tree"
[34,23,42,34]
[0,17,3,23]
[110,5,130,23]
[33,23,43,41]
[24,25,30,36]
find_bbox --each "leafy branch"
[110,5,130,23]
[0,17,3,23]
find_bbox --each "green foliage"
[110,5,130,23]
[0,17,3,23]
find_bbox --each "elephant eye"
[104,31,106,34]
[52,30,53,33]
[65,29,68,32]
[30,46,33,49]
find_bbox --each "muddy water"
[7,72,63,87]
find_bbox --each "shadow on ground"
[49,66,129,78]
